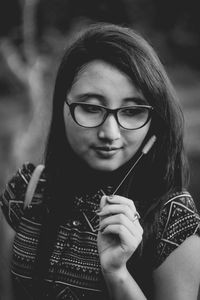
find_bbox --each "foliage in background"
[0,0,199,210]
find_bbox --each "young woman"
[0,23,200,300]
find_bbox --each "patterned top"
[1,163,200,299]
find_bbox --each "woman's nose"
[98,114,121,141]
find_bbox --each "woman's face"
[64,60,151,172]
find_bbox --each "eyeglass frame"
[65,99,154,130]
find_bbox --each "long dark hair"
[33,22,189,297]
[45,22,188,203]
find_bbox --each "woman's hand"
[97,195,143,274]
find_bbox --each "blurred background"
[0,0,199,211]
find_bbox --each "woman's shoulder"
[1,162,45,200]
[0,162,46,230]
[163,190,198,211]
[154,190,200,268]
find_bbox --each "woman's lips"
[93,146,123,158]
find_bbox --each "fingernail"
[95,208,101,214]
[96,212,103,216]
[107,195,114,201]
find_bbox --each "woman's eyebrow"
[71,94,147,105]
[123,97,148,105]
[74,93,104,102]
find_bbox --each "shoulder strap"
[24,164,45,209]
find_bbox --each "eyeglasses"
[65,100,153,130]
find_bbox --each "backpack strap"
[24,164,45,209]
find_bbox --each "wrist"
[102,265,129,282]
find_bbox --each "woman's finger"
[99,213,143,237]
[97,204,138,224]
[105,195,137,214]
[99,195,108,210]
[100,223,143,251]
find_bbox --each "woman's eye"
[121,108,141,116]
[82,104,102,113]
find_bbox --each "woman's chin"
[87,160,123,173]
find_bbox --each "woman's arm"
[97,195,147,300]
[0,207,15,300]
[102,266,147,300]
[153,235,200,300]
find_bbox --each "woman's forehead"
[70,60,140,91]
[67,60,146,106]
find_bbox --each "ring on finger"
[133,211,140,222]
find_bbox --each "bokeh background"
[0,0,200,213]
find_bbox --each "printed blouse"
[1,163,200,299]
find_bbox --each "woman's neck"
[72,155,140,194]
